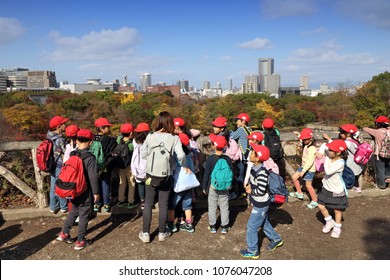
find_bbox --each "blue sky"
[1,0,389,89]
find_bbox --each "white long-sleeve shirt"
[322,157,345,194]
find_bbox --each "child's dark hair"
[77,136,92,143]
[66,136,77,148]
[154,111,174,134]
[134,131,148,144]
[376,122,389,129]
[302,137,316,148]
[219,127,231,148]
[340,150,348,160]
[121,132,131,138]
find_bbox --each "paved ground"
[1,188,390,260]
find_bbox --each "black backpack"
[110,139,132,169]
[263,130,284,160]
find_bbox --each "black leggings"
[142,176,172,233]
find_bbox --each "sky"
[1,0,390,89]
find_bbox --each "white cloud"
[336,0,390,29]
[45,27,140,61]
[237,37,273,50]
[220,55,232,61]
[261,0,317,19]
[0,17,25,45]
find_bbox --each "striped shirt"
[248,164,271,207]
[230,126,251,154]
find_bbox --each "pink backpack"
[225,138,242,161]
[347,139,373,165]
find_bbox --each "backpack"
[145,133,177,177]
[90,140,105,170]
[131,144,147,180]
[55,151,91,199]
[378,130,390,159]
[347,139,373,165]
[342,163,355,189]
[314,148,325,172]
[261,167,288,204]
[225,138,241,161]
[210,156,233,191]
[110,138,132,169]
[36,137,59,173]
[263,130,284,160]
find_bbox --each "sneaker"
[56,232,73,244]
[138,231,150,243]
[374,184,387,191]
[180,222,195,233]
[127,202,138,209]
[140,200,145,210]
[221,226,229,234]
[103,204,110,212]
[93,204,100,212]
[158,231,172,242]
[239,248,260,259]
[74,239,90,251]
[166,222,178,233]
[208,225,217,233]
[307,201,318,209]
[322,219,335,233]
[50,208,60,214]
[289,192,304,200]
[60,209,68,214]
[267,239,284,251]
[229,192,237,200]
[352,186,362,193]
[116,201,127,207]
[331,227,342,238]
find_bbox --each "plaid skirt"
[317,188,348,210]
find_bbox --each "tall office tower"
[300,75,309,90]
[203,81,210,90]
[140,73,151,91]
[244,75,259,92]
[27,70,57,88]
[227,79,233,91]
[178,80,189,92]
[258,58,274,92]
[215,82,221,89]
[269,74,281,98]
[0,72,7,92]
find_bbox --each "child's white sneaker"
[331,227,342,238]
[322,219,335,233]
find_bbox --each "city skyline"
[1,0,389,89]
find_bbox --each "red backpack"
[55,152,90,199]
[36,138,57,173]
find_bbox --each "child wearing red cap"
[363,116,390,190]
[167,133,196,233]
[202,134,233,234]
[56,129,100,250]
[289,128,318,209]
[64,124,79,164]
[240,144,283,259]
[47,115,69,214]
[92,117,117,212]
[262,118,285,178]
[131,123,150,210]
[230,113,252,199]
[317,139,349,239]
[116,123,137,209]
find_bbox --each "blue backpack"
[210,157,233,191]
[261,167,288,204]
[342,162,355,190]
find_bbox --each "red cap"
[250,144,270,161]
[262,118,275,129]
[77,129,94,140]
[247,131,264,141]
[234,113,250,123]
[212,116,227,127]
[94,117,112,127]
[134,122,150,132]
[299,128,314,140]
[65,124,79,137]
[326,139,347,153]
[340,124,358,134]
[178,133,190,146]
[174,118,185,127]
[120,123,134,133]
[49,116,69,129]
[375,116,390,124]
[209,133,227,149]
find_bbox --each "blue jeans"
[100,174,111,206]
[374,156,390,188]
[50,167,68,211]
[246,205,281,253]
[169,189,193,211]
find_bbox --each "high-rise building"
[215,82,221,89]
[0,72,7,92]
[227,79,233,91]
[300,75,309,90]
[27,70,57,88]
[140,73,151,91]
[244,75,259,92]
[178,80,189,92]
[203,81,210,90]
[258,58,280,97]
[1,67,29,88]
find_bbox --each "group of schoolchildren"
[45,111,390,258]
